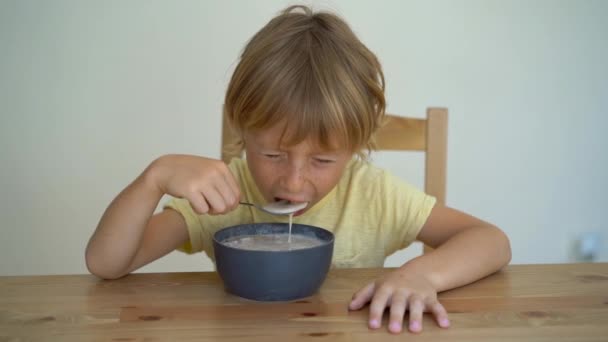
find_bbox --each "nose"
[280,161,307,194]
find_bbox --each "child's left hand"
[348,268,450,334]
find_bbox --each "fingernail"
[389,322,401,333]
[369,319,380,329]
[410,320,421,332]
[440,318,450,327]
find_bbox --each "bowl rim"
[212,222,335,253]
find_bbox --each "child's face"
[244,123,353,216]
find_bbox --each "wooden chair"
[373,108,448,253]
[221,107,449,252]
[373,108,448,207]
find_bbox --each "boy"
[86,5,511,334]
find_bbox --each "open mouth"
[274,197,309,216]
[274,197,307,205]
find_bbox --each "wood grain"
[1,264,607,341]
[374,114,426,151]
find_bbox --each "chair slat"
[375,115,426,151]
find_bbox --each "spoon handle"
[239,202,269,214]
[239,202,256,207]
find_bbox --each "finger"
[199,186,227,214]
[368,286,392,329]
[408,296,425,333]
[207,165,236,211]
[430,301,450,328]
[388,290,408,334]
[349,282,375,311]
[186,192,210,215]
[213,180,237,211]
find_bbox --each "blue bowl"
[213,223,334,301]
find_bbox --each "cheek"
[311,166,345,191]
[248,157,278,187]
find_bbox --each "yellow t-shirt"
[164,158,436,268]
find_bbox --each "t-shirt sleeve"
[163,197,209,254]
[381,172,437,256]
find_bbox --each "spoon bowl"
[239,200,308,215]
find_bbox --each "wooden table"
[1,263,607,341]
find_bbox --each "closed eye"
[264,154,281,159]
[314,158,335,164]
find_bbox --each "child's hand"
[148,154,241,215]
[348,268,450,334]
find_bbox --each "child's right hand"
[87,154,238,279]
[148,154,241,215]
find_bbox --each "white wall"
[1,0,606,276]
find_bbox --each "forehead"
[245,121,345,152]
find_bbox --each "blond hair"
[224,5,385,157]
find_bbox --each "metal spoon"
[239,199,308,215]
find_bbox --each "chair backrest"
[373,108,448,206]
[222,107,448,206]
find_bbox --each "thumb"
[349,282,375,311]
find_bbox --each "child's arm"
[85,154,240,279]
[349,205,511,334]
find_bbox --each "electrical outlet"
[575,232,602,262]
